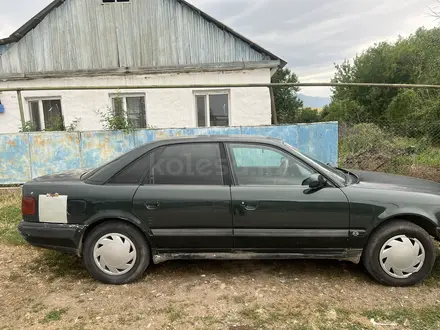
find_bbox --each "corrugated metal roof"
[0,0,286,74]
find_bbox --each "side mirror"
[307,174,327,189]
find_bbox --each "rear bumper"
[18,221,86,256]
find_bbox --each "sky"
[0,0,438,97]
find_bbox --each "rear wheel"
[363,220,436,287]
[83,221,150,284]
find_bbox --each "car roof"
[154,134,283,144]
[85,134,286,184]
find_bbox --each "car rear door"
[227,143,350,254]
[132,142,233,252]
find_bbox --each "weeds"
[363,305,440,330]
[0,190,23,245]
[340,123,440,182]
[28,250,87,280]
[166,304,186,323]
[41,308,69,323]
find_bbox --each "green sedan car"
[18,135,440,286]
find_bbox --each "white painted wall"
[0,68,272,133]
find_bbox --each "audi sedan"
[18,135,440,286]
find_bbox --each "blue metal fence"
[0,123,338,184]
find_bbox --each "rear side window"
[149,143,224,185]
[109,152,156,184]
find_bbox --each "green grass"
[0,190,24,245]
[28,250,87,280]
[363,305,440,330]
[40,308,69,323]
[165,304,186,323]
[415,147,440,167]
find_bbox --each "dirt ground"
[2,244,440,330]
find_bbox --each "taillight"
[22,197,36,216]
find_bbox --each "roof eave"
[0,0,287,68]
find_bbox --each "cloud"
[191,0,438,96]
[1,0,438,96]
[0,0,53,37]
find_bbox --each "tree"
[295,107,321,123]
[429,0,440,20]
[271,68,303,124]
[325,27,440,142]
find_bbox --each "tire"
[83,221,150,284]
[363,220,436,287]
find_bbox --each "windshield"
[283,142,347,184]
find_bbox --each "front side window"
[283,142,346,185]
[110,94,147,129]
[228,144,315,186]
[150,143,224,185]
[28,98,64,131]
[195,91,229,127]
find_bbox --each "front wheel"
[363,220,436,287]
[83,221,150,284]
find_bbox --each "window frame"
[106,148,160,185]
[102,0,130,4]
[146,142,229,186]
[109,93,147,129]
[193,90,231,128]
[26,97,63,131]
[226,142,317,187]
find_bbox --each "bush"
[340,123,440,181]
[295,107,321,123]
[340,123,413,172]
[20,121,38,132]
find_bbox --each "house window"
[28,98,64,131]
[110,94,147,129]
[102,0,130,3]
[195,91,230,127]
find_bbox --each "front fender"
[378,206,439,227]
[366,206,440,240]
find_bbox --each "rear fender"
[78,210,155,255]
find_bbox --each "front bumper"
[18,221,86,256]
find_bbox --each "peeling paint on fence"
[0,123,338,184]
[29,132,81,178]
[0,134,31,183]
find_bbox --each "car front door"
[227,143,350,254]
[132,142,233,252]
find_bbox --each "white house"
[0,0,286,133]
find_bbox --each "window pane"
[29,101,41,131]
[126,97,146,128]
[196,95,206,127]
[151,143,223,185]
[229,144,315,186]
[209,94,229,127]
[42,100,64,131]
[110,152,156,184]
[112,97,124,117]
[233,147,283,168]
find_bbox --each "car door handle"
[241,202,258,211]
[145,201,160,210]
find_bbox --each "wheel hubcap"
[379,235,425,279]
[93,233,137,276]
